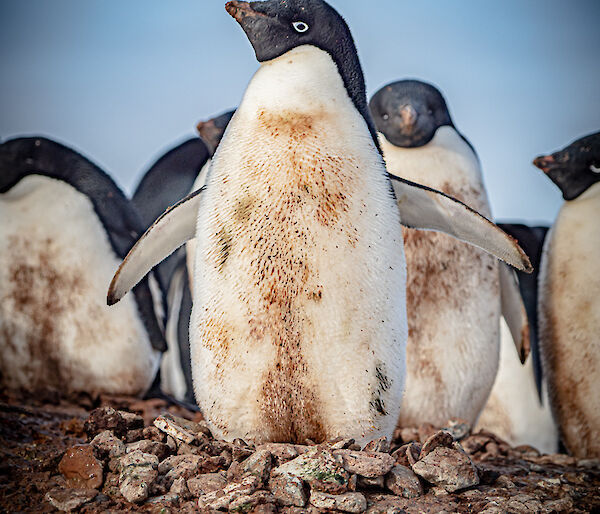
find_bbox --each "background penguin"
[108,0,530,445]
[535,131,600,458]
[369,79,529,428]
[132,111,233,402]
[0,137,166,395]
[477,223,558,453]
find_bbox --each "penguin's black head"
[369,80,453,148]
[196,109,235,155]
[225,0,380,150]
[533,131,600,201]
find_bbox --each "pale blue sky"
[1,0,598,223]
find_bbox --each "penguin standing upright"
[132,114,233,402]
[0,137,165,395]
[535,132,600,458]
[369,80,529,427]
[108,0,531,444]
[477,224,558,454]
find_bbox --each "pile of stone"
[44,408,498,512]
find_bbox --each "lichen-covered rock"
[335,450,395,478]
[412,446,479,492]
[118,450,159,503]
[384,465,423,498]
[273,447,350,493]
[268,473,307,507]
[90,430,126,459]
[153,413,209,444]
[310,491,367,513]
[45,488,98,512]
[58,445,103,490]
[197,475,260,510]
[187,472,227,497]
[241,449,272,483]
[229,490,277,511]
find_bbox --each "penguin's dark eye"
[382,113,389,121]
[590,162,600,174]
[292,21,309,33]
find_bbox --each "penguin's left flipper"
[389,174,533,273]
[499,263,531,363]
[107,187,205,305]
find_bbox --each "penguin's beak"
[533,154,555,173]
[226,1,263,23]
[399,105,418,134]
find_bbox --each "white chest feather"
[381,129,500,426]
[0,176,160,394]
[539,182,600,457]
[191,46,407,444]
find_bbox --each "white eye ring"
[590,163,600,173]
[292,21,309,33]
[382,113,389,121]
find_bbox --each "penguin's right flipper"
[108,187,204,305]
[389,174,533,273]
[499,263,530,363]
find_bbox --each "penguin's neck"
[240,45,353,116]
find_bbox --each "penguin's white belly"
[539,183,600,458]
[380,130,500,427]
[191,102,407,443]
[0,175,160,395]
[476,320,557,453]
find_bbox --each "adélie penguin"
[132,114,233,403]
[477,224,558,453]
[108,0,531,444]
[0,137,165,395]
[369,79,530,428]
[535,131,600,458]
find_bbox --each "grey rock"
[153,413,208,444]
[118,450,159,503]
[268,473,307,507]
[158,454,204,480]
[256,443,303,465]
[310,491,367,513]
[384,465,422,498]
[229,490,276,511]
[187,472,227,497]
[126,439,170,460]
[363,437,390,454]
[170,476,191,500]
[90,430,126,459]
[335,450,395,478]
[412,446,479,492]
[197,475,260,510]
[330,438,356,450]
[241,449,272,483]
[356,475,384,489]
[45,488,98,512]
[419,430,454,459]
[442,419,471,440]
[273,447,350,493]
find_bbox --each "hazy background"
[1,0,599,224]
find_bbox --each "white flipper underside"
[107,188,204,305]
[499,263,530,363]
[389,173,533,273]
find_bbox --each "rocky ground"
[0,391,598,513]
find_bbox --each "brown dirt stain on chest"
[202,109,361,443]
[403,181,497,384]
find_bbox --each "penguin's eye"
[292,21,309,33]
[382,113,389,121]
[590,162,600,174]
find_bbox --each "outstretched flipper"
[499,263,530,363]
[108,187,204,305]
[388,174,533,273]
